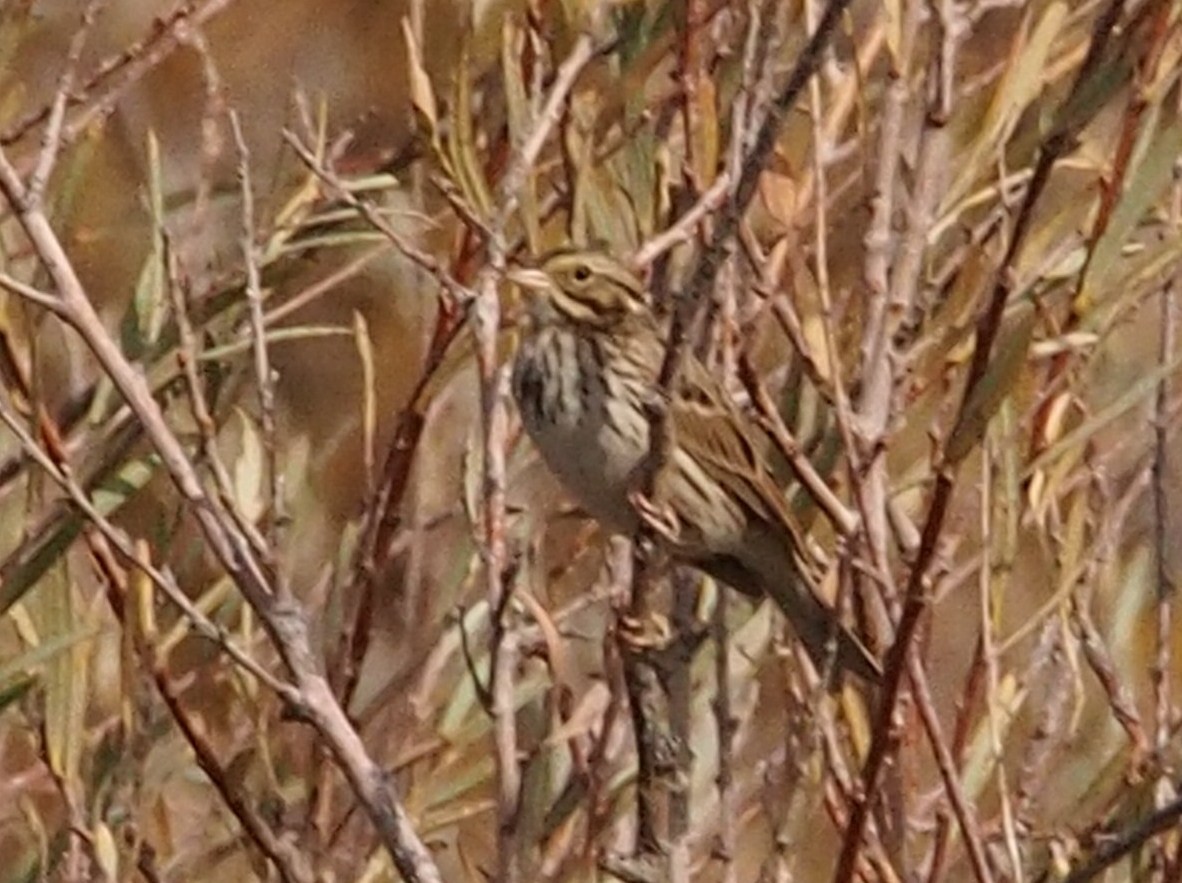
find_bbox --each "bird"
[508,248,881,683]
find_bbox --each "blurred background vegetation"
[0,0,1180,881]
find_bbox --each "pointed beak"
[506,267,552,292]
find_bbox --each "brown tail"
[699,556,882,684]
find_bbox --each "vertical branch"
[621,551,672,864]
[853,0,925,610]
[712,246,738,883]
[1153,362,1174,666]
[1152,87,1181,844]
[230,110,285,580]
[711,586,736,883]
[473,277,518,881]
[622,0,769,859]
[666,570,698,883]
[804,0,857,488]
[678,0,711,196]
[800,0,871,687]
[854,0,952,871]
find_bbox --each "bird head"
[508,250,649,330]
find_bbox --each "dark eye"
[572,264,592,283]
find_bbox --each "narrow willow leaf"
[686,77,719,192]
[1025,352,1182,478]
[353,310,376,489]
[582,173,641,252]
[960,675,1025,799]
[1077,104,1182,319]
[402,16,439,136]
[197,325,353,361]
[231,408,266,524]
[883,0,904,62]
[159,575,234,658]
[0,457,157,618]
[0,676,34,713]
[945,2,1067,209]
[502,19,540,249]
[125,130,168,358]
[0,519,81,619]
[277,230,389,253]
[946,304,1037,466]
[449,43,494,218]
[0,623,100,688]
[566,101,595,246]
[461,427,482,531]
[39,562,87,786]
[92,822,118,881]
[1048,40,1136,147]
[47,114,101,223]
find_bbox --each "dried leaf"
[232,408,266,524]
[112,130,169,378]
[449,43,494,218]
[687,77,719,190]
[403,16,439,135]
[883,0,903,63]
[1027,352,1182,478]
[502,19,541,249]
[353,310,376,490]
[759,171,798,232]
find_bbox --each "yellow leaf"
[759,171,798,232]
[93,821,118,881]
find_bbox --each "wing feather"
[668,358,811,559]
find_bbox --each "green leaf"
[0,457,158,618]
[945,304,1037,466]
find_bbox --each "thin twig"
[1,0,241,152]
[711,586,736,883]
[1055,786,1182,883]
[26,0,105,205]
[163,236,271,565]
[283,130,473,305]
[852,0,929,618]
